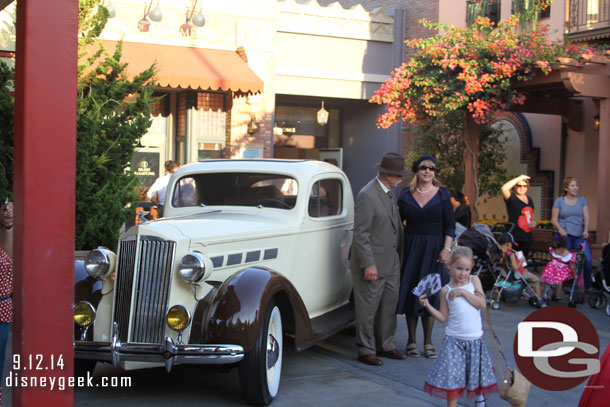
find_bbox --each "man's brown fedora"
[373,152,408,176]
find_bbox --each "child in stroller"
[493,233,545,309]
[456,223,505,291]
[588,242,610,315]
[540,237,578,302]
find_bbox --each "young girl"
[498,233,543,299]
[419,246,498,407]
[541,237,577,300]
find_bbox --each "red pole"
[13,0,77,405]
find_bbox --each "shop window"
[194,92,227,160]
[274,105,340,149]
[467,0,501,25]
[308,179,343,218]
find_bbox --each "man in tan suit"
[350,152,406,366]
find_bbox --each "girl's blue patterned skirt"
[424,335,499,401]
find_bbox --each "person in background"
[540,237,577,301]
[501,174,535,259]
[498,233,543,299]
[350,152,407,366]
[398,155,455,359]
[419,246,497,407]
[147,160,179,217]
[551,177,593,290]
[450,189,471,229]
[0,201,12,405]
[0,201,12,259]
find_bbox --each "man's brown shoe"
[357,354,383,366]
[377,348,406,360]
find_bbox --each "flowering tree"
[370,1,562,217]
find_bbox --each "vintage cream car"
[74,159,355,405]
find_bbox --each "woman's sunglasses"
[418,165,436,172]
[516,184,528,188]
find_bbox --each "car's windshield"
[171,172,298,209]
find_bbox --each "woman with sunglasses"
[397,155,455,359]
[501,174,536,259]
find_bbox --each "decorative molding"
[278,0,394,42]
[275,66,388,83]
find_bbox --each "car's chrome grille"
[115,238,137,342]
[114,236,175,343]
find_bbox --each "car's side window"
[308,179,342,218]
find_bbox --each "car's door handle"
[344,227,353,232]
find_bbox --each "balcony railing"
[568,0,610,37]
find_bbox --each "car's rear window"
[171,172,298,209]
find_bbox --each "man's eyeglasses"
[418,165,436,172]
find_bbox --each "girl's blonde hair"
[448,246,474,266]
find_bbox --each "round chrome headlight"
[84,247,115,279]
[178,252,206,283]
[166,305,191,331]
[74,301,96,327]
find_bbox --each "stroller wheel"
[588,292,607,309]
[491,301,500,310]
[606,303,610,317]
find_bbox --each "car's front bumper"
[75,323,244,372]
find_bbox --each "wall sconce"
[594,114,600,131]
[149,0,163,22]
[104,0,116,18]
[180,0,205,36]
[247,117,260,134]
[317,101,329,126]
[138,0,163,32]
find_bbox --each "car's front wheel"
[239,302,283,406]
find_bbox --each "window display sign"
[133,152,160,188]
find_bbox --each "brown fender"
[190,267,324,353]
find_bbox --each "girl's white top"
[445,276,483,340]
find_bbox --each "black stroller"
[457,223,505,292]
[588,243,610,316]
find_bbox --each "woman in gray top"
[551,177,592,289]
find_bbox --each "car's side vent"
[211,256,224,268]
[227,253,243,266]
[264,248,278,260]
[245,250,261,262]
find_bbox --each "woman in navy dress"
[398,155,455,359]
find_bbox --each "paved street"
[2,297,608,406]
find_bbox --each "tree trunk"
[463,114,480,224]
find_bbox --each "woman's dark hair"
[450,189,470,205]
[550,237,568,250]
[498,233,514,245]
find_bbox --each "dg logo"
[514,305,601,391]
